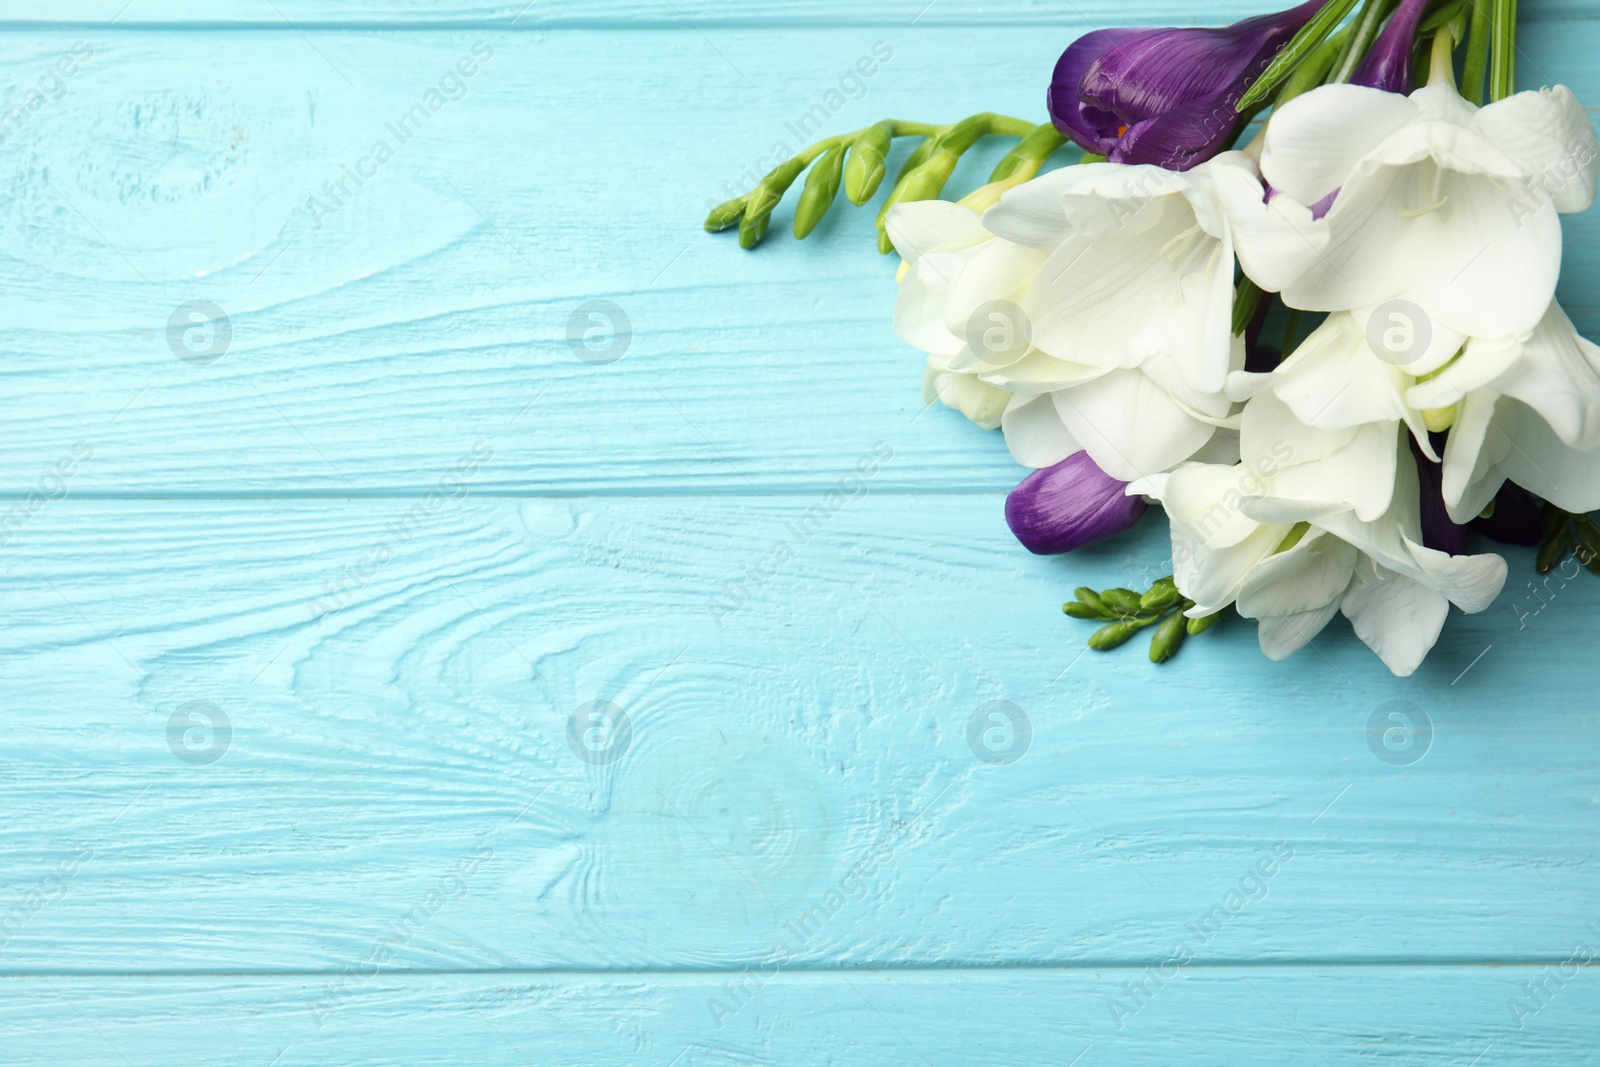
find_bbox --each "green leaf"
[1232,278,1265,337]
[1237,0,1361,112]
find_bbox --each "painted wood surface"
[0,3,1597,1064]
[0,25,1595,496]
[1,0,1593,26]
[3,968,1598,1066]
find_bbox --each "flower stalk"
[705,113,1061,251]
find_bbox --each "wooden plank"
[0,496,1594,972]
[2,967,1596,1065]
[0,25,1596,495]
[0,0,1590,27]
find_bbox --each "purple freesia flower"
[1049,0,1323,171]
[1415,442,1469,555]
[1005,452,1146,555]
[1415,440,1545,554]
[1471,484,1546,547]
[1350,0,1429,93]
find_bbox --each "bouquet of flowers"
[705,0,1600,676]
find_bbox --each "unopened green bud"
[1063,601,1103,620]
[1089,618,1147,651]
[795,145,846,239]
[1536,527,1572,574]
[876,152,958,253]
[738,210,769,250]
[844,122,895,204]
[1075,588,1110,615]
[1186,612,1222,636]
[892,135,938,189]
[704,195,747,232]
[989,124,1066,183]
[744,157,807,222]
[1149,611,1188,663]
[1140,578,1180,612]
[1098,588,1144,615]
[1571,515,1600,564]
[738,156,807,248]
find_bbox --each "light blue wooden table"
[2,2,1597,1063]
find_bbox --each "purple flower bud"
[1414,438,1469,555]
[1048,0,1323,171]
[1005,452,1146,555]
[1350,0,1429,94]
[1471,484,1546,547]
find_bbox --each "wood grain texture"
[0,0,1591,26]
[3,6,1600,1064]
[0,497,1595,974]
[2,967,1598,1065]
[0,26,1595,495]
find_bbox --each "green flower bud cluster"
[1535,505,1600,576]
[1063,577,1224,664]
[704,114,1066,252]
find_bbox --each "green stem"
[1461,0,1492,104]
[1489,0,1517,100]
[1277,24,1349,106]
[1281,308,1302,356]
[1427,21,1458,89]
[1329,0,1397,84]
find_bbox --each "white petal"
[1474,85,1599,214]
[1052,370,1218,481]
[1161,463,1265,548]
[927,365,1009,429]
[1260,83,1420,204]
[1000,393,1078,468]
[1339,563,1449,677]
[885,200,989,264]
[894,250,972,356]
[1270,314,1413,432]
[1208,150,1330,293]
[978,350,1105,392]
[1403,536,1508,614]
[1490,301,1600,449]
[942,240,1050,344]
[1405,332,1524,412]
[1174,521,1288,612]
[980,164,1115,248]
[1023,197,1232,390]
[1403,167,1562,340]
[1236,529,1358,620]
[1439,390,1512,523]
[1488,398,1600,514]
[1256,604,1346,661]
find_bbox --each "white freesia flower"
[1216,82,1598,347]
[1411,300,1600,521]
[1225,312,1428,525]
[1132,453,1508,676]
[976,161,1243,481]
[886,199,1040,430]
[1225,301,1600,527]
